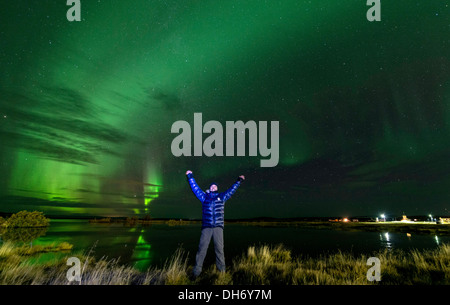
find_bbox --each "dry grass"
[1,242,449,285]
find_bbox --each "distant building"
[439,217,450,224]
[398,214,415,223]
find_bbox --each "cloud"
[0,195,146,211]
[147,87,182,111]
[70,174,163,188]
[0,87,128,165]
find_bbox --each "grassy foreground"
[0,242,449,285]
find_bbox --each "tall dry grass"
[229,243,450,285]
[1,241,449,285]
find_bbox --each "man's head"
[209,183,218,192]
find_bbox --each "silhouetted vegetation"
[0,211,50,245]
[1,211,49,228]
[88,216,197,227]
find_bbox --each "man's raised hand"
[239,175,245,180]
[186,170,192,175]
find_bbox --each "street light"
[429,214,433,222]
[381,214,386,222]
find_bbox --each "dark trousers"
[192,227,225,277]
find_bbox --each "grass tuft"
[1,242,449,285]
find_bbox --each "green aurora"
[0,0,449,218]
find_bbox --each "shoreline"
[82,217,450,235]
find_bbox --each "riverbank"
[231,221,450,235]
[1,241,449,285]
[87,217,450,235]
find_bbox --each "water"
[1,220,449,271]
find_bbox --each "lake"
[2,219,449,271]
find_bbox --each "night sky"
[0,1,449,219]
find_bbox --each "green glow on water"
[131,230,153,271]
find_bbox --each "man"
[186,170,245,278]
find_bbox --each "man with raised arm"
[186,170,245,279]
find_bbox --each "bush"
[2,211,50,228]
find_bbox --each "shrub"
[2,211,50,228]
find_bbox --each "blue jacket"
[187,173,243,228]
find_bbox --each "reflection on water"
[379,232,393,250]
[377,231,446,252]
[0,227,48,244]
[1,221,449,271]
[132,229,153,270]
